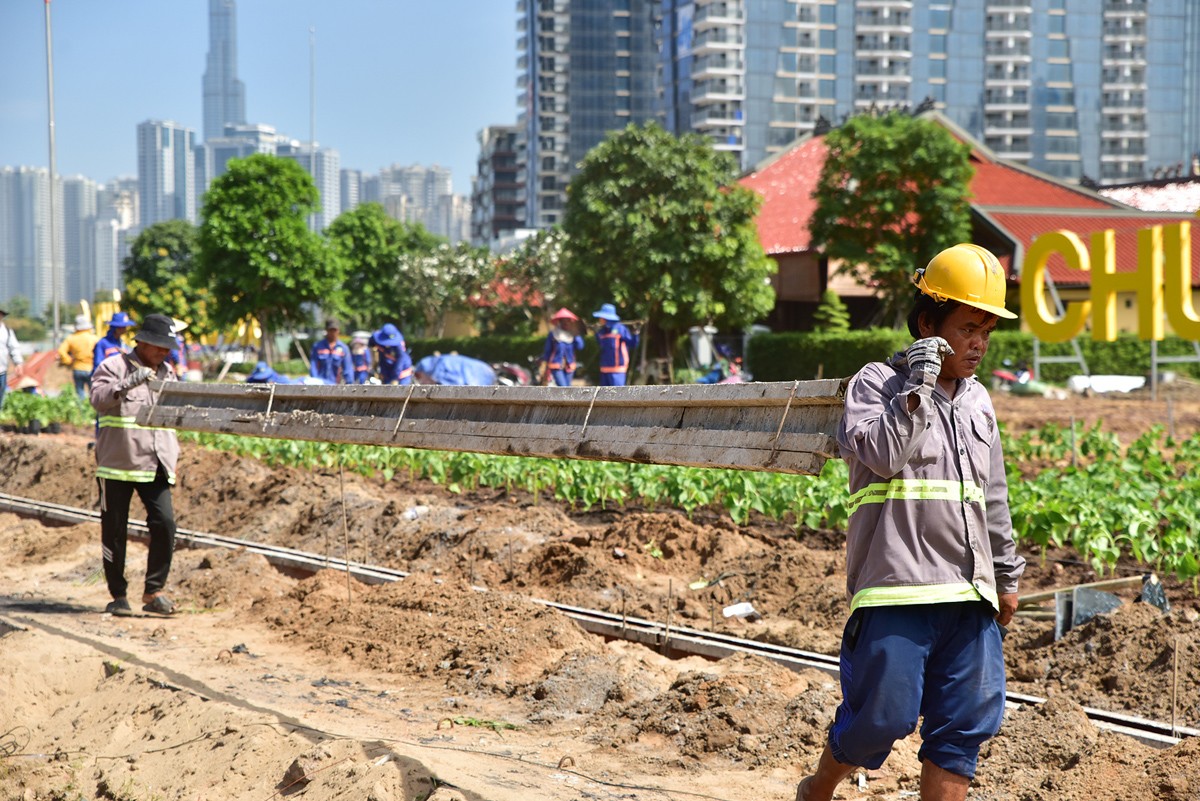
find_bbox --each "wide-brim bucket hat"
[372,323,405,348]
[592,303,620,322]
[133,313,179,350]
[106,311,135,328]
[74,314,94,331]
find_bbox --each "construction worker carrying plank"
[797,244,1025,801]
[90,313,182,618]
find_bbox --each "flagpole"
[45,0,61,347]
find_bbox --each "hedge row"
[747,330,1200,383]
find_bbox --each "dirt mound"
[259,571,600,695]
[1007,601,1200,724]
[619,652,840,768]
[0,626,439,801]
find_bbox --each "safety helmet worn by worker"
[913,243,1017,319]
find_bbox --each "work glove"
[118,366,155,392]
[905,336,953,376]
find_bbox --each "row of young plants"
[180,421,1200,585]
[0,391,93,431]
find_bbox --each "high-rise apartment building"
[516,0,661,229]
[94,179,138,297]
[655,0,1200,184]
[363,164,471,243]
[276,141,341,232]
[62,176,98,305]
[195,123,284,211]
[340,169,362,214]
[138,120,197,228]
[202,0,247,142]
[470,126,523,246]
[0,167,63,315]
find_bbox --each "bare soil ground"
[1,387,1199,800]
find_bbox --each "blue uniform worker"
[370,323,413,385]
[309,318,354,384]
[245,361,295,384]
[350,331,372,385]
[541,307,584,387]
[92,311,134,376]
[592,303,638,387]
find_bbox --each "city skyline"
[0,0,517,196]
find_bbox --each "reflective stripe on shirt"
[846,478,986,516]
[96,465,176,484]
[850,581,991,612]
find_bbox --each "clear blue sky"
[0,1,517,195]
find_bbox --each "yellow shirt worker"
[58,315,100,398]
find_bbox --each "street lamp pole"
[44,0,61,347]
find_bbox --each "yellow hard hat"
[914,243,1017,319]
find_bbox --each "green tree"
[122,220,214,340]
[473,228,568,335]
[812,289,851,333]
[195,154,342,360]
[563,122,776,372]
[2,296,45,342]
[810,111,974,327]
[326,202,443,332]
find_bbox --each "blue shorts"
[828,601,1006,778]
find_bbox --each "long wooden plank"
[139,379,847,474]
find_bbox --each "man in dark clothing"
[90,313,181,617]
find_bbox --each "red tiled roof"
[985,211,1200,287]
[968,155,1119,210]
[739,137,827,254]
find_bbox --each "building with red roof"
[740,113,1200,335]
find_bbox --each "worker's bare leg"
[795,743,856,801]
[920,759,970,801]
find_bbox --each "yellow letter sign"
[1022,221,1196,342]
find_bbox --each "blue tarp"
[414,354,496,386]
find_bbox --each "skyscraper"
[202,0,247,142]
[138,120,196,228]
[276,141,341,232]
[471,125,523,246]
[516,0,661,229]
[62,176,98,306]
[0,167,62,315]
[363,164,471,243]
[656,0,1200,184]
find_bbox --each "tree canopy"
[809,111,974,327]
[400,241,494,337]
[195,154,342,356]
[562,122,776,357]
[122,220,214,340]
[473,228,568,335]
[325,202,443,333]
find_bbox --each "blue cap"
[592,303,620,322]
[106,311,135,328]
[372,322,405,349]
